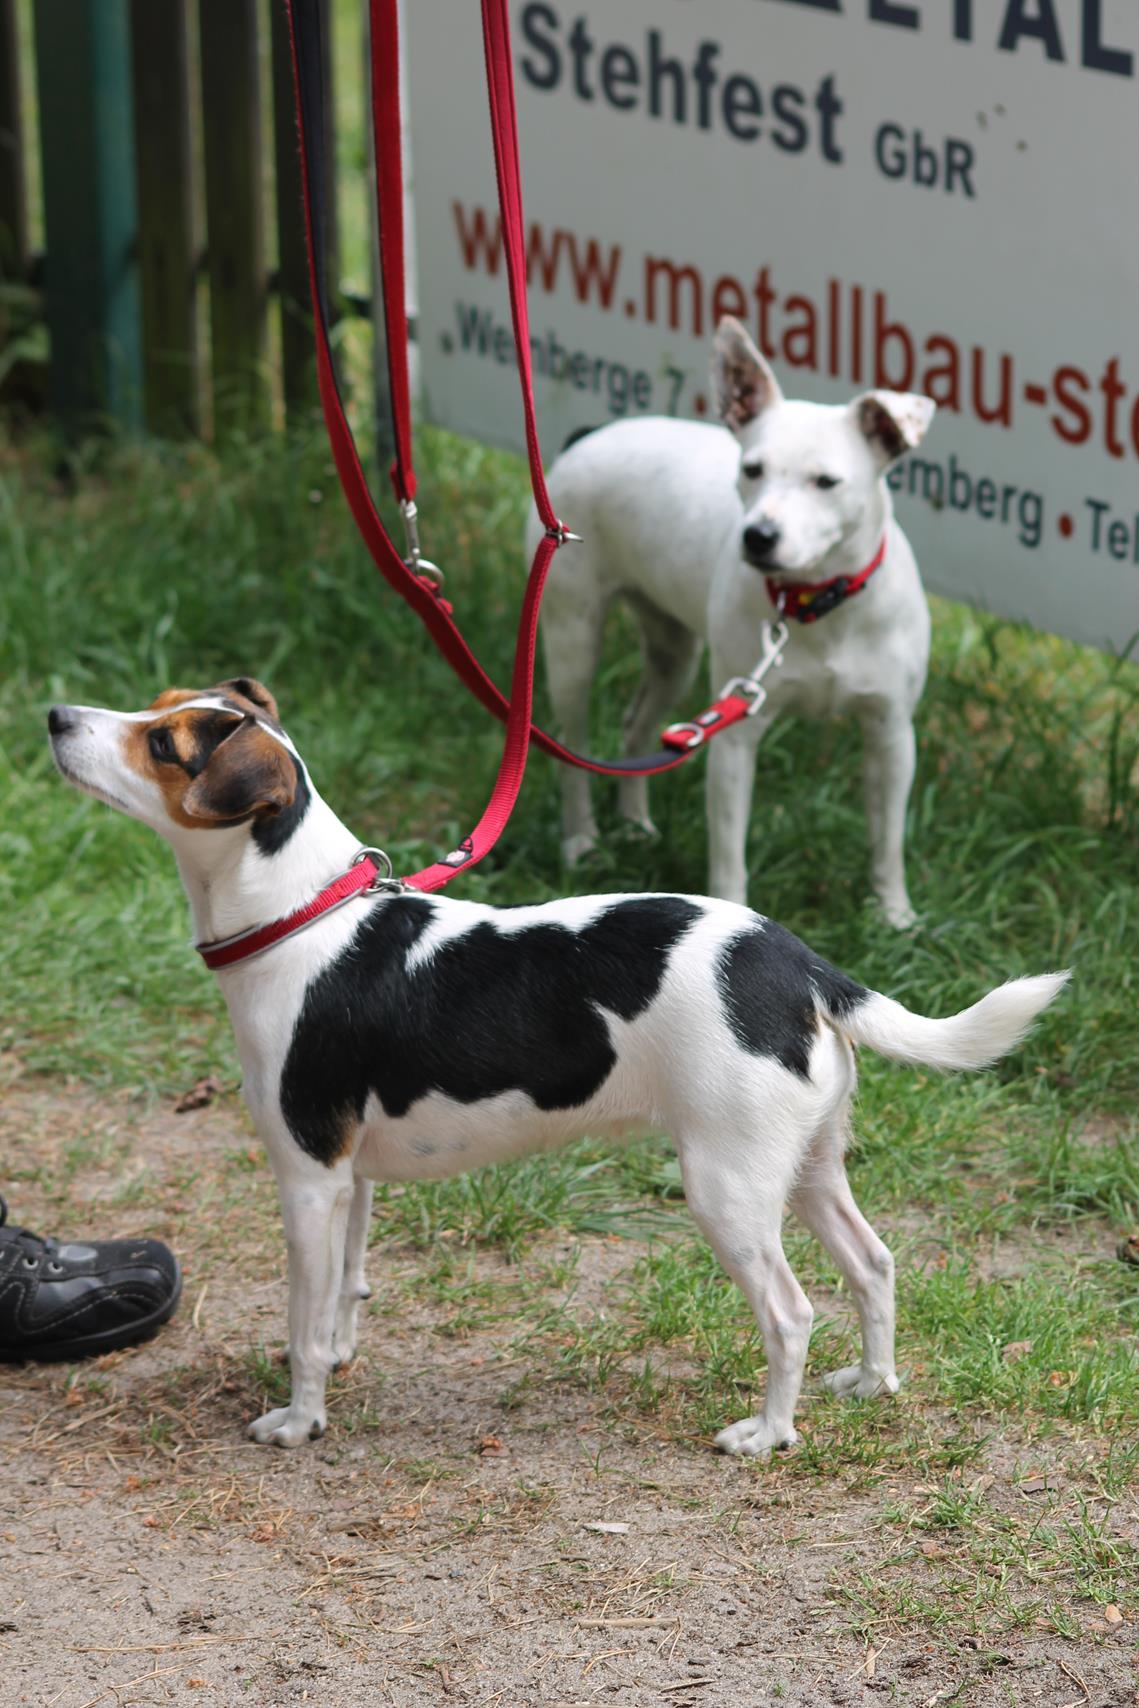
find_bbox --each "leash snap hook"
[728,617,791,717]
[546,518,582,547]
[352,846,406,894]
[401,498,446,589]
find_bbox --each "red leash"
[285,0,743,865]
[283,0,883,901]
[194,3,882,969]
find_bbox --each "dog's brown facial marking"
[127,704,297,831]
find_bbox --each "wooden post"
[270,0,338,427]
[33,0,143,432]
[130,0,199,436]
[199,0,267,436]
[0,0,27,278]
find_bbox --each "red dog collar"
[766,534,887,624]
[195,850,395,972]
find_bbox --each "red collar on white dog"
[766,534,887,624]
[195,851,392,972]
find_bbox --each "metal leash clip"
[720,616,791,717]
[352,846,406,893]
[401,499,445,589]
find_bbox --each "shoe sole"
[0,1261,183,1363]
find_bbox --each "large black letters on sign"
[281,895,703,1163]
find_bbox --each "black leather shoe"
[0,1194,182,1362]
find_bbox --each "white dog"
[49,681,1062,1455]
[530,317,936,928]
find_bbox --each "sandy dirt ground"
[1,1081,1135,1708]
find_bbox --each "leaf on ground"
[174,1075,222,1114]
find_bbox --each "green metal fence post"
[33,0,143,433]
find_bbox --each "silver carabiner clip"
[401,499,445,589]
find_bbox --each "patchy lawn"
[1,425,1137,1705]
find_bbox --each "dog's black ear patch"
[252,753,310,854]
[716,921,867,1080]
[280,895,704,1164]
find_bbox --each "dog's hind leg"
[542,579,608,865]
[791,1130,899,1400]
[333,1176,374,1367]
[249,1153,355,1447]
[618,598,701,835]
[678,1141,813,1457]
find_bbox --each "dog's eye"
[742,461,765,481]
[814,474,841,490]
[149,728,177,763]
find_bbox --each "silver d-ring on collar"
[352,846,405,893]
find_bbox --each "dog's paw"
[822,1365,900,1401]
[562,830,599,867]
[714,1416,800,1458]
[247,1406,326,1447]
[615,814,659,842]
[332,1313,358,1370]
[881,897,918,931]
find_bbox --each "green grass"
[2,423,1138,1512]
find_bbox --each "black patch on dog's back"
[716,920,867,1080]
[281,894,703,1163]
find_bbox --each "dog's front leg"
[705,714,771,905]
[860,708,917,928]
[333,1176,374,1367]
[249,1155,354,1447]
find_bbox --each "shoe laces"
[0,1195,58,1259]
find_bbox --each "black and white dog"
[49,681,1064,1454]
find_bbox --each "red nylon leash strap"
[285,0,697,788]
[368,0,414,508]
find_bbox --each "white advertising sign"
[406,1,1139,651]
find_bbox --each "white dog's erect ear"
[711,317,783,433]
[852,391,936,467]
[182,718,296,824]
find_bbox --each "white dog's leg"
[791,1133,899,1400]
[679,1146,813,1457]
[618,603,701,834]
[860,710,918,928]
[249,1155,354,1447]
[332,1176,373,1367]
[705,713,771,905]
[542,588,607,865]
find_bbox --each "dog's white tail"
[841,973,1069,1071]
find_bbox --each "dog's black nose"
[742,521,781,564]
[48,705,74,737]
